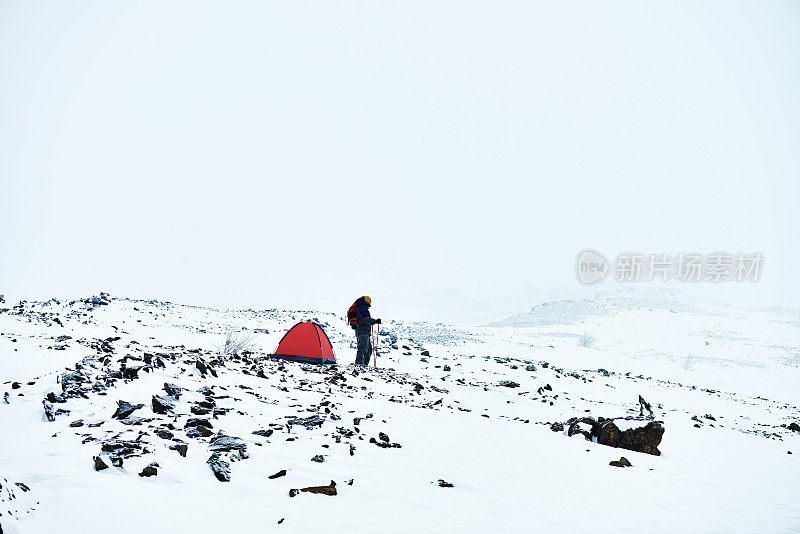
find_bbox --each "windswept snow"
[0,294,799,533]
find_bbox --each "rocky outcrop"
[564,416,664,456]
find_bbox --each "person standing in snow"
[348,296,381,366]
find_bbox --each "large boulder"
[565,416,665,456]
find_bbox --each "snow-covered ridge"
[0,294,799,533]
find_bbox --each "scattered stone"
[151,394,175,414]
[170,443,189,457]
[112,400,144,419]
[209,433,247,454]
[269,469,287,479]
[287,415,325,430]
[290,480,337,497]
[207,453,231,482]
[46,392,66,403]
[185,417,213,429]
[155,429,174,440]
[43,399,56,421]
[163,382,182,398]
[609,456,633,468]
[139,464,158,477]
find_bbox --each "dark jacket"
[355,297,377,330]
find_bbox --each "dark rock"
[43,400,56,421]
[139,464,158,477]
[163,383,182,398]
[197,398,216,409]
[110,456,124,467]
[311,454,325,463]
[185,418,213,429]
[197,386,213,396]
[638,395,653,416]
[11,382,20,389]
[526,364,537,372]
[597,420,622,448]
[112,400,144,419]
[121,366,142,380]
[595,419,664,456]
[155,429,174,440]
[170,443,188,457]
[14,482,30,492]
[151,395,175,414]
[187,426,214,438]
[420,350,430,357]
[567,417,596,440]
[209,434,247,453]
[46,391,66,403]
[191,406,210,415]
[94,456,109,471]
[550,422,564,432]
[101,439,147,458]
[290,480,337,497]
[61,370,86,391]
[268,469,287,479]
[253,429,273,438]
[610,456,632,467]
[499,380,520,388]
[207,453,231,482]
[70,419,84,427]
[287,415,325,430]
[437,479,454,487]
[788,422,800,432]
[378,432,390,443]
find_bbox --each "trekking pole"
[374,322,379,368]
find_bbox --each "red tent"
[272,321,336,364]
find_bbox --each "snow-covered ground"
[1,293,798,533]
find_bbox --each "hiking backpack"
[347,300,359,329]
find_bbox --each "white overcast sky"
[1,1,798,315]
